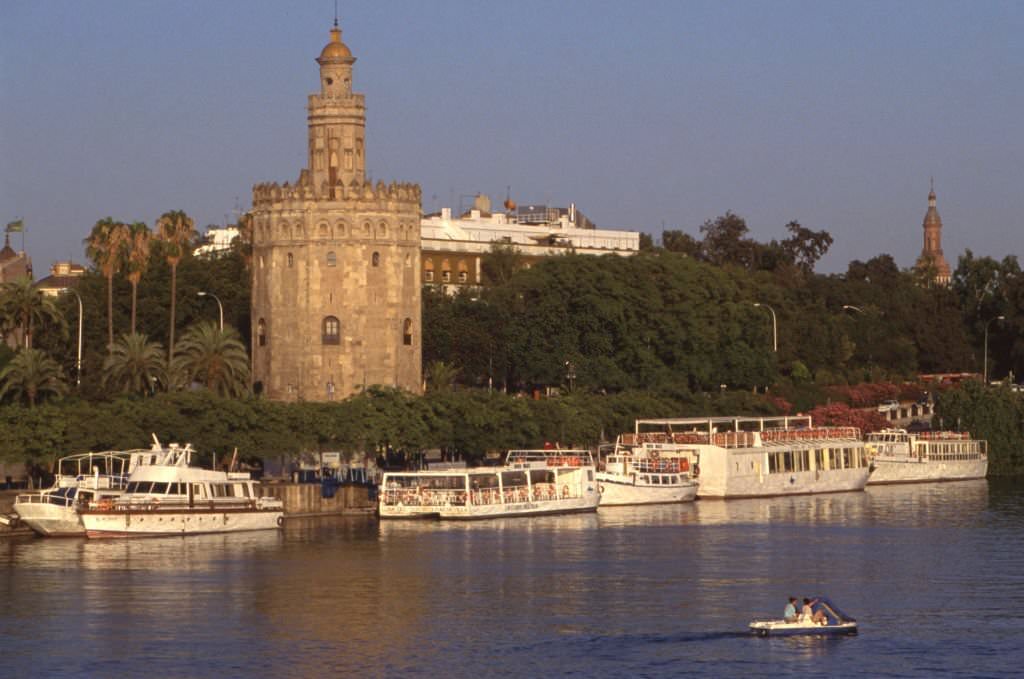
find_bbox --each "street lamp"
[752,303,777,352]
[983,315,1006,384]
[197,291,224,331]
[67,288,83,388]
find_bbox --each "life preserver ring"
[276,515,284,527]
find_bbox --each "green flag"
[5,219,24,233]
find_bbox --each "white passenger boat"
[13,447,156,536]
[596,441,698,506]
[379,450,600,520]
[865,429,987,485]
[627,416,871,499]
[750,597,858,636]
[78,441,283,538]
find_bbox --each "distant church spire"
[916,180,951,285]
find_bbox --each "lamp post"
[68,288,83,388]
[752,303,777,352]
[983,315,1006,384]
[197,291,224,331]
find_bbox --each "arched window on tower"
[257,319,267,347]
[322,316,341,345]
[372,252,380,267]
[424,258,434,282]
[287,253,294,268]
[327,251,337,267]
[403,318,413,346]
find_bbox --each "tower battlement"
[252,179,421,210]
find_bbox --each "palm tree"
[84,217,129,348]
[101,333,167,395]
[155,210,196,362]
[425,361,460,392]
[124,222,152,335]
[0,276,66,349]
[0,348,69,406]
[172,321,250,397]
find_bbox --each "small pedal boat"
[750,597,858,637]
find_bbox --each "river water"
[3,479,1023,678]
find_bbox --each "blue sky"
[2,0,1021,274]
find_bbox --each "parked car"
[877,400,900,412]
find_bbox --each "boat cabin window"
[152,482,169,494]
[651,476,661,485]
[192,483,205,499]
[587,470,594,481]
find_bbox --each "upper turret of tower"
[316,21,356,97]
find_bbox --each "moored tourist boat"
[78,441,283,538]
[13,446,157,536]
[750,597,858,636]
[379,450,600,520]
[596,440,698,506]
[865,428,987,485]
[627,416,871,499]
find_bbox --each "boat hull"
[596,475,698,506]
[13,502,85,537]
[749,620,858,637]
[867,458,987,485]
[698,467,871,499]
[439,494,600,520]
[80,508,283,538]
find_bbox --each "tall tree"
[155,210,197,362]
[172,321,250,398]
[124,222,152,335]
[0,348,69,406]
[0,276,65,349]
[84,217,129,348]
[102,333,167,395]
[780,221,834,274]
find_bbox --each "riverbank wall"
[260,482,376,517]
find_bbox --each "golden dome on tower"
[318,24,353,62]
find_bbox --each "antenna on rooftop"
[334,0,339,26]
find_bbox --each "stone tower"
[915,180,951,285]
[251,21,422,402]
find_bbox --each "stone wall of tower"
[251,179,422,401]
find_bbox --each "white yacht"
[13,447,155,536]
[629,416,872,499]
[865,429,987,484]
[78,441,283,538]
[379,450,600,520]
[596,440,698,506]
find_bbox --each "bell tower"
[915,179,951,285]
[308,19,366,190]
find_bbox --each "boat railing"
[761,427,861,444]
[631,458,691,474]
[916,431,971,441]
[380,487,462,507]
[505,450,594,468]
[15,491,76,507]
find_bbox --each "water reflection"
[3,478,1023,679]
